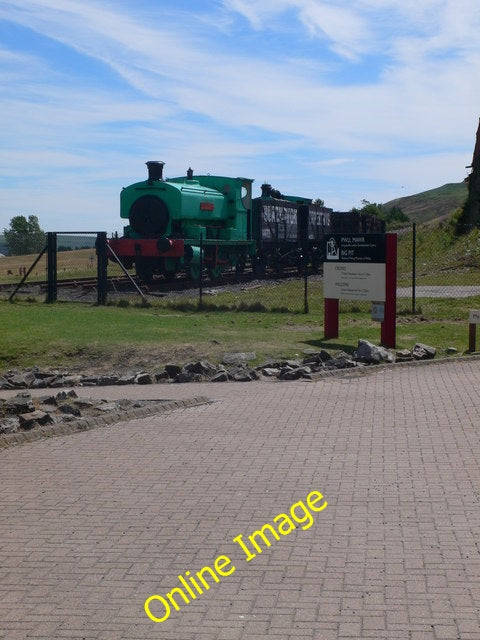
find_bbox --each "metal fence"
[1,226,480,319]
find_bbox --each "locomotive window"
[241,181,252,210]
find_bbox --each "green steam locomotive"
[108,161,384,282]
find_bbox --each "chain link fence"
[1,226,480,321]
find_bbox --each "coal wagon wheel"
[235,257,246,274]
[252,257,267,277]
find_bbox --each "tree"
[3,215,46,255]
[350,201,410,229]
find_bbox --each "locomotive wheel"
[189,265,202,280]
[208,266,223,282]
[135,259,154,283]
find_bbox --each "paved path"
[1,360,480,640]
[397,285,480,298]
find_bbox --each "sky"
[1,0,480,233]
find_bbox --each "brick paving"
[1,359,480,639]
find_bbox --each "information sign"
[324,263,386,301]
[469,309,480,324]
[325,234,386,263]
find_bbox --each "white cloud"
[0,0,479,229]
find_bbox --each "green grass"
[0,296,476,373]
[384,182,468,224]
[396,225,480,286]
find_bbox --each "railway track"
[1,265,319,297]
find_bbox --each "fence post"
[297,204,309,314]
[96,232,108,305]
[198,234,203,309]
[46,232,57,303]
[412,222,416,314]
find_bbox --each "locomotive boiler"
[109,161,256,282]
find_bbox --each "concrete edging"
[0,396,213,450]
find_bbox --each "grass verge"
[0,298,474,373]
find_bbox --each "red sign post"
[324,233,397,348]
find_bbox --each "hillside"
[383,182,468,224]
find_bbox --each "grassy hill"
[383,182,468,225]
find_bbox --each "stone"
[211,371,229,382]
[356,339,394,364]
[0,417,19,434]
[175,372,202,383]
[261,367,281,377]
[165,363,183,378]
[97,375,120,386]
[222,352,256,365]
[279,366,312,380]
[97,402,121,412]
[412,342,436,360]
[5,393,35,415]
[30,378,48,389]
[396,348,414,362]
[19,411,54,430]
[231,370,254,382]
[56,390,78,402]
[117,374,136,385]
[73,399,95,409]
[9,372,36,388]
[154,371,170,381]
[0,377,14,390]
[58,404,82,417]
[135,372,154,384]
[184,361,217,376]
[446,347,458,354]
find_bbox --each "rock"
[19,411,54,430]
[222,352,256,365]
[5,393,35,415]
[73,399,95,409]
[30,378,48,389]
[175,372,202,383]
[228,366,258,382]
[184,361,217,376]
[261,367,281,377]
[117,374,136,385]
[165,363,183,378]
[279,366,312,380]
[96,402,120,412]
[396,349,414,362]
[8,372,36,388]
[446,347,458,354]
[58,404,82,417]
[0,377,14,390]
[97,375,120,386]
[56,390,78,402]
[356,340,394,364]
[412,343,436,360]
[211,371,229,382]
[135,372,154,384]
[0,417,19,434]
[154,371,170,382]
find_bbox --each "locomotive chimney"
[261,183,272,197]
[146,161,165,183]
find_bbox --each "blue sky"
[1,0,479,233]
